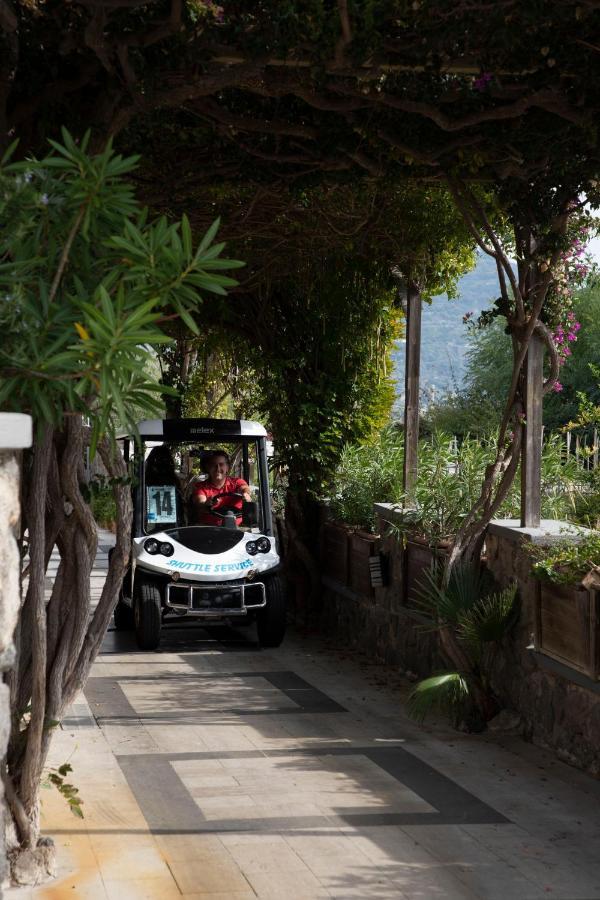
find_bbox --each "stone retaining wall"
[486,521,600,776]
[320,507,440,677]
[319,509,600,776]
[0,415,32,881]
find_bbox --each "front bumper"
[165,580,266,617]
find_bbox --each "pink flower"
[552,381,563,392]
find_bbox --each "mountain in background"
[392,253,498,415]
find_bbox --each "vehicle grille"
[166,581,265,613]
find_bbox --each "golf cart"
[114,418,285,651]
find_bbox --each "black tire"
[257,575,287,648]
[134,579,162,650]
[114,595,134,631]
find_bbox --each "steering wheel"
[209,491,245,520]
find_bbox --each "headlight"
[160,542,174,557]
[256,537,271,553]
[245,541,258,556]
[144,539,159,554]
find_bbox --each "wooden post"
[403,282,422,502]
[521,334,543,527]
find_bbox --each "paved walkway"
[7,533,600,898]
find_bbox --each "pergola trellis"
[3,0,600,545]
[401,284,545,527]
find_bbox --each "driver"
[192,449,252,526]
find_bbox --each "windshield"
[141,440,264,535]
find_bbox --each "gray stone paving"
[8,529,600,898]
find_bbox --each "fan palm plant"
[407,562,517,731]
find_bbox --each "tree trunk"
[283,488,322,627]
[4,415,132,882]
[441,185,567,576]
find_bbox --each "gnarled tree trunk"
[4,414,132,884]
[445,179,567,575]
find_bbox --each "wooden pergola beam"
[521,333,544,527]
[403,282,422,502]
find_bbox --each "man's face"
[207,455,229,486]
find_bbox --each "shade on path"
[7,531,600,899]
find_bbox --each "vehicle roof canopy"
[119,418,267,442]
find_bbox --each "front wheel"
[134,579,162,651]
[257,575,287,648]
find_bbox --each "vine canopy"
[1,2,599,198]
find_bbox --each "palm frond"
[406,672,470,724]
[458,583,518,656]
[413,561,486,626]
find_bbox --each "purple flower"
[474,72,493,92]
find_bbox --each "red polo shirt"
[193,476,249,525]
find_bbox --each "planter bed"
[320,521,350,587]
[404,537,448,607]
[320,521,381,599]
[348,530,379,598]
[535,581,600,680]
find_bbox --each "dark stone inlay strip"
[115,746,508,835]
[118,755,204,832]
[84,670,347,722]
[85,678,141,722]
[62,702,97,729]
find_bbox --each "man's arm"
[192,490,218,517]
[237,479,252,502]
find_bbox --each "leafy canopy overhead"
[4,0,600,202]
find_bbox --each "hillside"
[392,254,498,414]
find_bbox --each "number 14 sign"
[146,485,178,524]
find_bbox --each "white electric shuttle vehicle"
[113,418,286,651]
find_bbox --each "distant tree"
[425,283,600,437]
[423,319,512,438]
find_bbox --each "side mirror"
[242,500,258,527]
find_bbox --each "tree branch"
[334,0,353,66]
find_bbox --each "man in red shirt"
[192,450,252,525]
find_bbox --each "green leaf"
[1,138,19,166]
[195,217,221,257]
[181,215,193,259]
[406,673,470,724]
[175,304,200,335]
